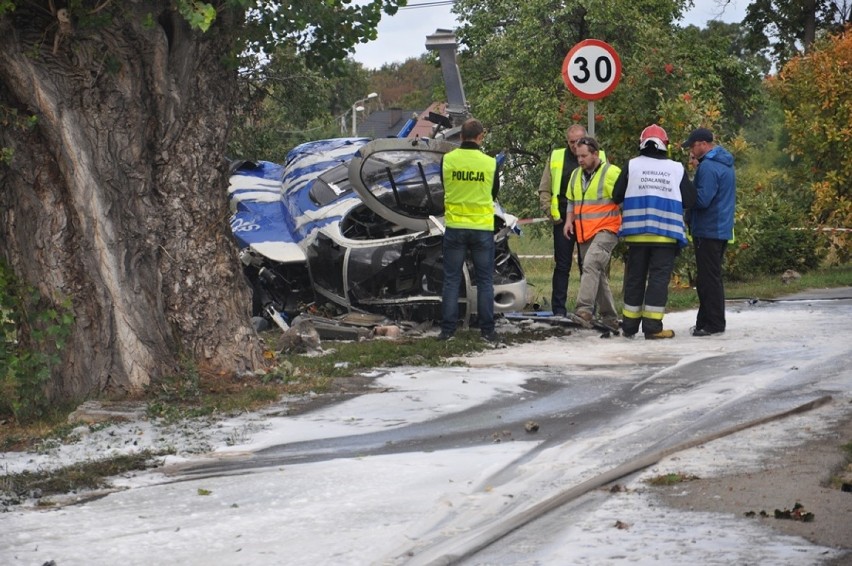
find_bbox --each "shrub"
[725,172,822,280]
[0,261,73,423]
[770,27,852,265]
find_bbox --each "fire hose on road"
[400,395,834,565]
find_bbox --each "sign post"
[562,40,622,137]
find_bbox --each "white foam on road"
[1,299,850,565]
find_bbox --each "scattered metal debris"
[744,502,815,522]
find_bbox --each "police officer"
[438,118,500,343]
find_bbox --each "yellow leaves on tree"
[772,26,851,264]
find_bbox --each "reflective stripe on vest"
[618,156,687,247]
[443,148,496,231]
[550,149,607,221]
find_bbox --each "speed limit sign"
[562,39,622,100]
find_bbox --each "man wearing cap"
[613,125,696,339]
[681,127,736,337]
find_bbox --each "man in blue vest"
[613,125,696,339]
[438,118,500,343]
[681,127,736,336]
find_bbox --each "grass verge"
[644,472,701,486]
[828,441,852,492]
[514,233,851,314]
[1,450,171,507]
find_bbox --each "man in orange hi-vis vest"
[562,136,622,331]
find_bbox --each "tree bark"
[0,2,263,400]
[802,0,817,52]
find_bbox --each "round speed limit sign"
[562,39,622,100]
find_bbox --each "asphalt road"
[2,289,850,565]
[169,289,852,564]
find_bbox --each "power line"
[399,0,456,10]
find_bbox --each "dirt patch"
[650,413,852,561]
[280,372,383,416]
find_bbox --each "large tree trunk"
[0,2,263,400]
[802,0,817,52]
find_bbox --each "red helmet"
[639,124,669,150]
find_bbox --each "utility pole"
[350,92,378,137]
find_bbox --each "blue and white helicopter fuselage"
[229,135,528,328]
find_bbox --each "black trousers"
[551,219,581,315]
[621,244,678,335]
[694,237,727,333]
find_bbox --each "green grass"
[511,230,624,312]
[1,450,171,502]
[644,472,701,486]
[510,232,852,313]
[828,441,852,491]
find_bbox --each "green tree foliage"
[1,261,73,422]
[739,82,790,158]
[686,21,773,124]
[450,0,763,218]
[230,53,443,162]
[769,25,852,264]
[603,21,764,162]
[368,56,443,110]
[228,0,423,160]
[227,0,406,159]
[238,0,406,66]
[228,53,371,160]
[742,0,852,66]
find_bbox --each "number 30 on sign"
[562,39,622,101]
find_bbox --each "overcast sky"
[352,0,747,69]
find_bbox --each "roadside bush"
[725,172,822,280]
[672,167,822,284]
[770,27,852,266]
[0,261,73,424]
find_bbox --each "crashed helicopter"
[227,30,528,331]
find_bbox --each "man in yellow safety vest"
[438,118,500,343]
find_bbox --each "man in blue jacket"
[681,128,736,336]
